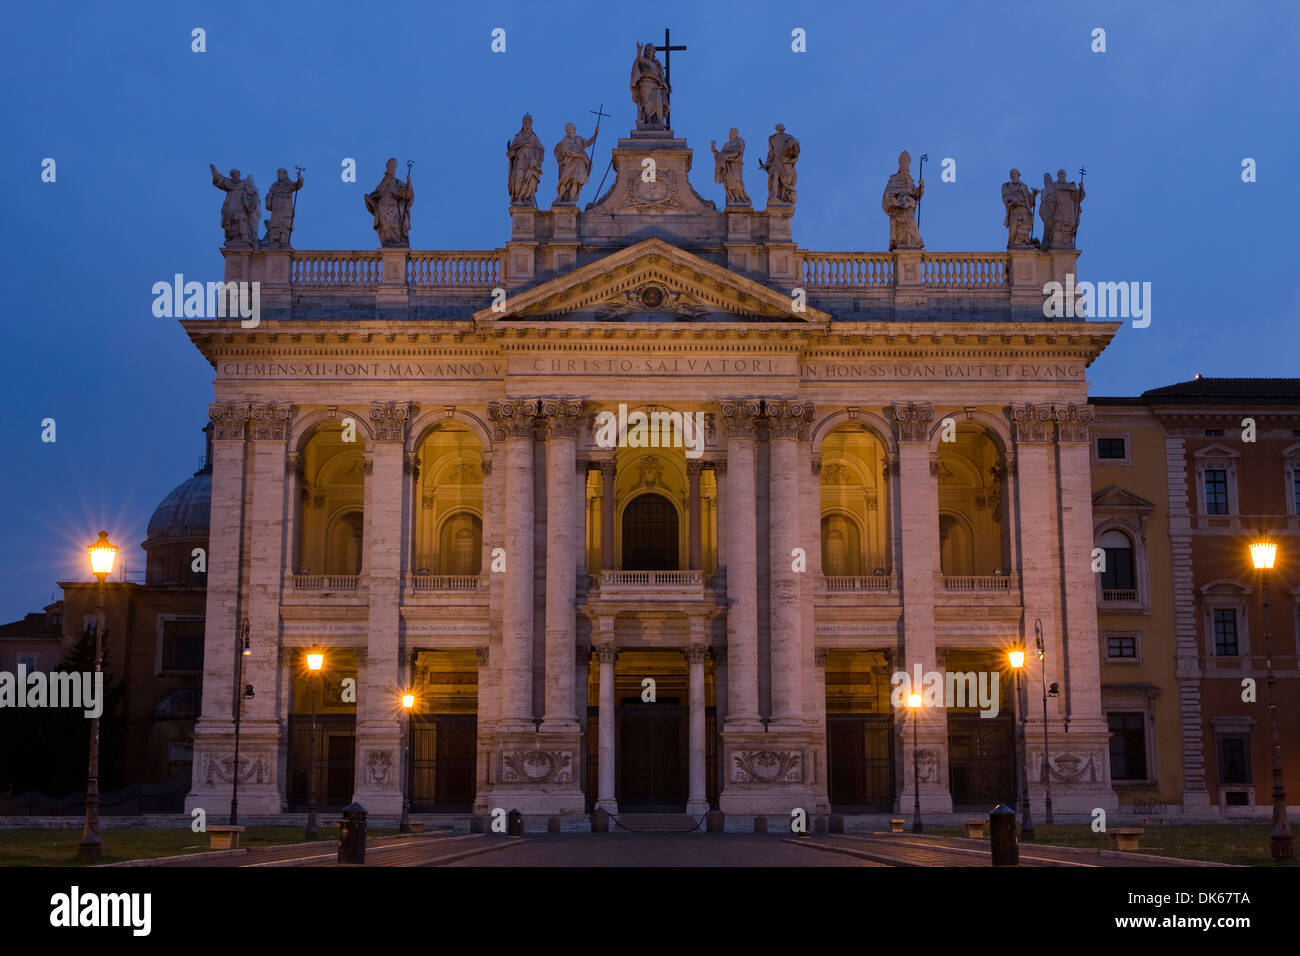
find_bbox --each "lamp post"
[305,647,324,839]
[908,691,923,833]
[230,619,252,826]
[399,691,415,833]
[1249,536,1294,861]
[1034,619,1054,826]
[1009,648,1034,840]
[77,531,117,862]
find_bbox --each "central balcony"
[404,572,490,606]
[587,570,711,602]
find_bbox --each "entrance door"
[617,699,686,811]
[325,734,355,807]
[827,715,895,811]
[410,715,477,811]
[948,714,1014,809]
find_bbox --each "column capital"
[686,459,706,479]
[710,459,727,476]
[1053,403,1095,443]
[596,459,617,478]
[248,401,294,441]
[1009,402,1054,443]
[487,398,540,440]
[209,402,249,441]
[369,401,413,442]
[404,452,421,478]
[814,647,829,667]
[595,644,618,664]
[539,397,586,440]
[891,402,934,443]
[810,455,822,476]
[475,646,489,666]
[764,398,816,440]
[719,399,762,440]
[683,644,710,665]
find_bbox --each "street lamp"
[305,647,324,839]
[77,531,117,862]
[1249,535,1294,861]
[230,619,252,825]
[908,691,923,833]
[1034,619,1054,826]
[1009,647,1034,841]
[399,691,415,833]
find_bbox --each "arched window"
[939,514,974,576]
[1099,530,1134,591]
[439,512,482,574]
[622,493,679,570]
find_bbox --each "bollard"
[706,810,725,832]
[813,815,828,835]
[338,802,368,864]
[471,815,486,834]
[592,808,609,833]
[548,815,562,834]
[754,816,768,833]
[828,814,844,834]
[989,803,1018,866]
[507,808,523,837]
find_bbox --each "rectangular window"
[1212,608,1239,656]
[1293,470,1300,513]
[161,618,205,672]
[1108,712,1148,781]
[1217,735,1251,785]
[1204,469,1228,514]
[1204,429,1224,437]
[16,652,40,671]
[1097,437,1127,459]
[1106,634,1138,659]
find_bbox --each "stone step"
[613,813,702,832]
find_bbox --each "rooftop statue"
[365,158,414,248]
[760,124,799,204]
[553,122,598,204]
[712,128,750,205]
[263,167,304,247]
[1001,169,1039,249]
[507,113,545,205]
[630,42,670,129]
[1040,169,1085,251]
[210,165,260,248]
[881,150,925,250]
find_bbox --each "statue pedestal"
[894,250,926,314]
[376,248,409,317]
[509,203,537,241]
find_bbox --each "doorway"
[616,698,687,811]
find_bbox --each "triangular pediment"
[474,238,829,326]
[1092,485,1156,513]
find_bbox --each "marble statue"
[210,165,260,247]
[1040,169,1084,251]
[365,158,414,247]
[711,128,749,205]
[881,151,925,250]
[760,124,799,204]
[506,114,545,204]
[263,167,304,246]
[1001,169,1039,249]
[553,122,598,203]
[630,42,670,129]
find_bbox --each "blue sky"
[1,0,1297,619]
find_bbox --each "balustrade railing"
[409,574,487,592]
[1102,588,1138,603]
[291,574,361,591]
[821,574,898,592]
[291,252,382,288]
[595,570,705,587]
[942,575,1014,592]
[802,253,894,289]
[408,251,501,287]
[921,253,1008,289]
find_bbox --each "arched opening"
[438,512,483,575]
[413,424,484,575]
[938,513,974,576]
[621,492,679,570]
[935,424,1009,577]
[821,513,863,576]
[295,425,366,575]
[819,425,890,577]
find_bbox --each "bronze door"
[617,699,686,811]
[827,715,894,811]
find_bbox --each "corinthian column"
[488,399,540,732]
[687,460,704,571]
[720,399,762,730]
[541,398,583,733]
[685,643,711,814]
[766,399,813,727]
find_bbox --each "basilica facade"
[183,96,1120,822]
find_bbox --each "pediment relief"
[1193,443,1241,460]
[474,237,829,326]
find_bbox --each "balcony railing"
[802,252,1009,290]
[291,251,382,288]
[408,251,501,288]
[1102,588,1138,603]
[595,570,705,587]
[408,573,487,592]
[821,574,899,593]
[291,574,361,591]
[942,575,1014,592]
[802,253,894,289]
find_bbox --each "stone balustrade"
[291,251,382,288]
[408,573,488,592]
[291,574,362,591]
[941,574,1016,592]
[821,574,899,592]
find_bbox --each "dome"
[146,473,211,542]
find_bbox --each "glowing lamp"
[88,530,117,580]
[1009,650,1025,669]
[907,692,922,709]
[307,649,324,671]
[1250,540,1277,571]
[402,693,415,709]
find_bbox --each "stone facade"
[183,112,1122,820]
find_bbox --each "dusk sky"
[1,0,1296,620]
